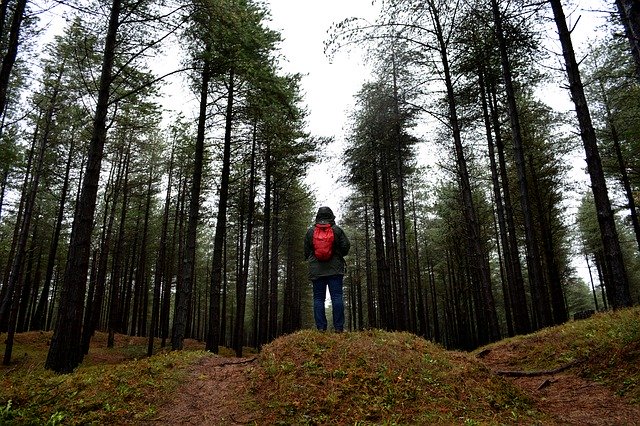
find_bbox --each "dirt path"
[478,347,640,425]
[142,356,260,425]
[145,349,640,425]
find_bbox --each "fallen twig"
[493,359,582,377]
[217,357,258,368]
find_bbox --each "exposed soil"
[478,346,640,425]
[142,356,260,425]
[145,344,640,425]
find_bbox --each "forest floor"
[143,355,261,425]
[146,337,640,425]
[478,345,640,425]
[3,311,639,425]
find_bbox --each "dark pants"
[312,275,345,331]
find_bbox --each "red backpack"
[313,223,334,261]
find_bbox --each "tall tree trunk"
[135,168,154,337]
[430,0,499,343]
[550,0,632,308]
[233,123,257,356]
[598,85,640,254]
[4,86,54,363]
[381,160,399,329]
[83,150,123,353]
[0,0,26,118]
[391,53,411,331]
[372,168,391,329]
[0,118,38,330]
[616,0,640,81]
[107,149,130,347]
[206,68,234,353]
[411,189,428,337]
[17,213,39,332]
[268,191,279,340]
[528,155,567,325]
[162,170,185,347]
[46,0,122,373]
[479,69,514,337]
[489,81,530,334]
[31,137,75,331]
[364,204,377,328]
[490,0,550,329]
[148,147,174,356]
[258,138,272,347]
[172,56,211,350]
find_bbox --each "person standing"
[304,206,350,332]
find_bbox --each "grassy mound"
[251,329,548,424]
[0,332,212,425]
[476,307,640,403]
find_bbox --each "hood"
[315,206,335,224]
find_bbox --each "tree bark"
[616,0,640,81]
[233,123,257,356]
[148,147,174,356]
[46,0,122,373]
[0,0,27,119]
[207,68,234,353]
[491,0,550,329]
[550,0,632,308]
[172,55,211,350]
[258,136,272,347]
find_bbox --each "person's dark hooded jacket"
[304,206,350,281]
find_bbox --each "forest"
[0,0,639,374]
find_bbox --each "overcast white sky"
[265,1,379,213]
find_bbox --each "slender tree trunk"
[372,168,391,329]
[491,0,550,329]
[550,0,632,308]
[430,0,499,343]
[598,86,640,254]
[17,214,39,332]
[585,254,600,312]
[172,56,211,350]
[4,102,51,364]
[206,68,234,353]
[0,0,27,119]
[364,204,376,328]
[479,69,514,336]
[162,169,184,347]
[428,259,440,342]
[0,119,38,330]
[489,82,530,334]
[528,155,567,325]
[233,123,257,356]
[46,0,122,373]
[107,149,130,347]
[616,0,640,81]
[268,190,279,340]
[258,137,271,346]
[391,53,411,331]
[148,147,174,356]
[83,150,124,353]
[31,137,75,331]
[411,189,427,337]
